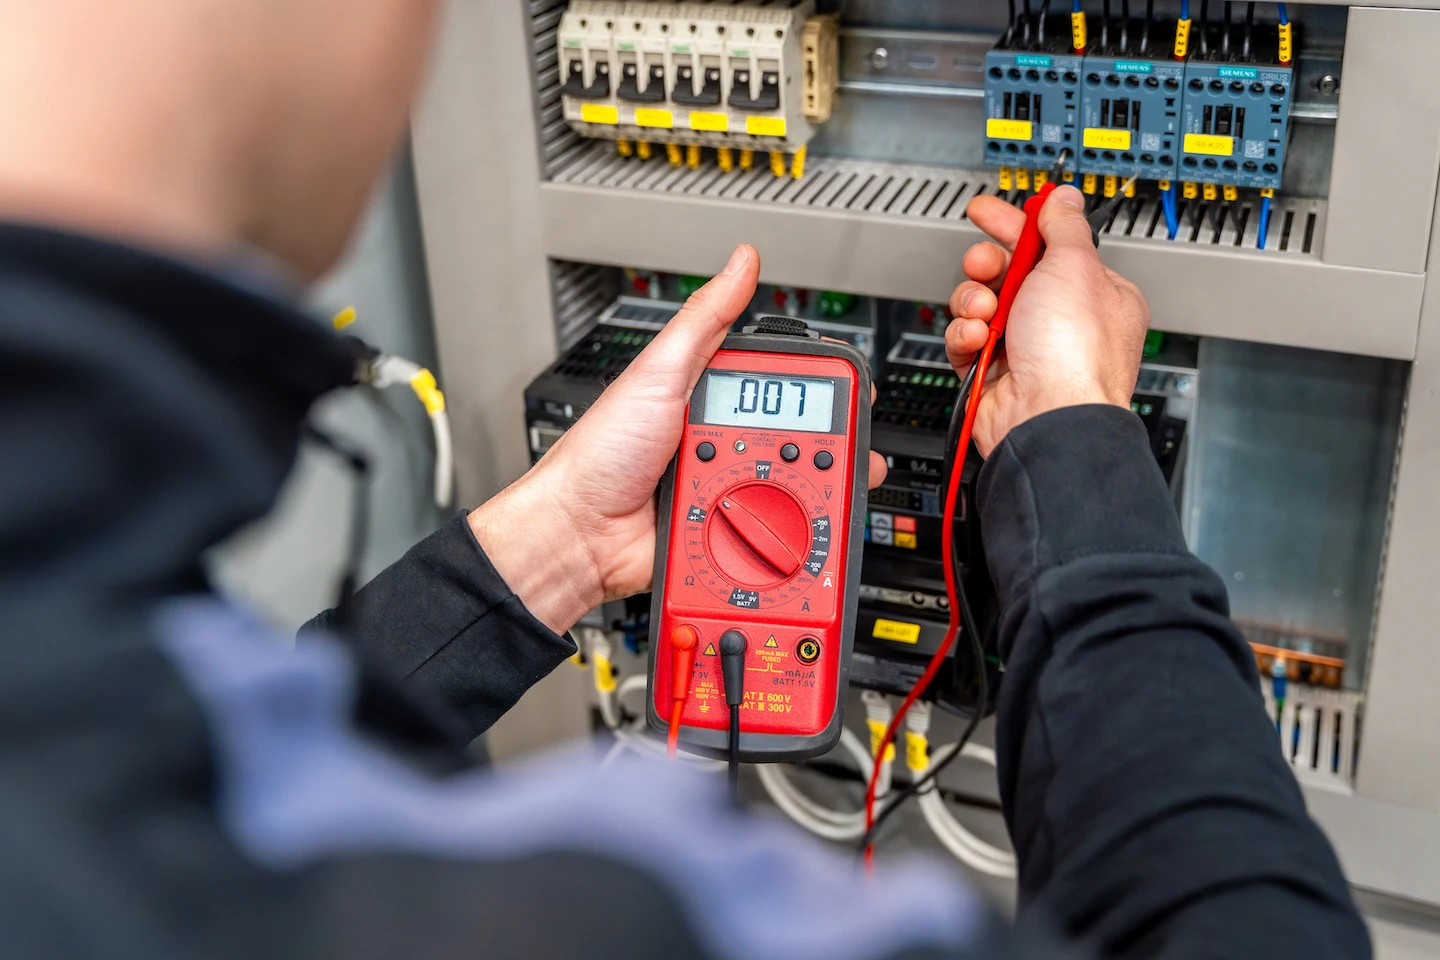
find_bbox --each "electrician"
[0,2,1367,959]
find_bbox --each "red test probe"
[667,625,700,758]
[861,180,1058,868]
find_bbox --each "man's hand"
[469,244,888,634]
[946,186,1150,456]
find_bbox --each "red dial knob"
[706,481,812,588]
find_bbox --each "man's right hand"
[944,185,1151,457]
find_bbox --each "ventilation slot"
[552,143,1326,255]
[531,0,584,178]
[550,260,621,350]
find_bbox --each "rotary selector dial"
[684,459,833,610]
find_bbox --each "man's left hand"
[469,244,888,634]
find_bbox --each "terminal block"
[983,18,1083,178]
[558,1,839,173]
[1079,45,1183,184]
[1178,23,1294,191]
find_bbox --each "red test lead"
[862,181,1058,870]
[667,625,700,758]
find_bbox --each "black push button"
[697,442,716,462]
[813,450,834,470]
[780,443,800,463]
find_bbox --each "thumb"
[1036,186,1097,254]
[626,244,760,391]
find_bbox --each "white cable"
[916,741,1017,879]
[431,408,454,509]
[604,673,725,771]
[755,726,877,841]
[585,629,623,731]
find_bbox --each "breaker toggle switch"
[560,59,610,100]
[673,66,723,106]
[729,69,781,112]
[618,63,667,103]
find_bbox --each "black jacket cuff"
[306,514,577,739]
[977,404,1189,612]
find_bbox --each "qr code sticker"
[1140,133,1162,151]
[1042,124,1063,144]
[1244,140,1266,159]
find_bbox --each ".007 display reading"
[702,372,835,432]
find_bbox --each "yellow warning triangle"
[703,643,718,656]
[765,635,779,648]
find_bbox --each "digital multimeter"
[647,318,872,762]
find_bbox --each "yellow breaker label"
[745,116,787,137]
[580,104,619,125]
[873,619,921,644]
[1083,128,1132,151]
[1184,133,1234,157]
[987,118,1033,141]
[689,111,728,132]
[634,108,673,129]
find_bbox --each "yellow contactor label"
[581,104,619,125]
[634,108,674,129]
[1184,133,1234,157]
[1083,128,1132,150]
[986,118,1034,141]
[745,116,787,137]
[689,111,729,132]
[873,619,921,644]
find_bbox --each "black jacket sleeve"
[978,405,1370,959]
[304,514,577,740]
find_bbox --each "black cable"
[728,705,741,799]
[1037,0,1050,48]
[1199,0,1209,56]
[1221,1,1232,58]
[1101,0,1111,51]
[1005,0,1018,45]
[304,425,371,632]
[1242,2,1255,60]
[1141,0,1154,53]
[1021,0,1033,47]
[794,757,1005,812]
[1120,0,1130,53]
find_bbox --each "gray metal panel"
[1308,785,1440,906]
[1354,147,1440,813]
[411,0,559,503]
[1322,7,1440,273]
[538,180,1423,359]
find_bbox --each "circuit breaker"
[558,0,839,174]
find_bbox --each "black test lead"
[719,629,749,803]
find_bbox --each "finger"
[1036,186,1100,255]
[622,244,760,393]
[868,451,888,489]
[949,280,998,323]
[945,316,991,372]
[965,194,1028,250]
[960,241,1011,290]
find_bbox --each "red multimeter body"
[647,321,871,761]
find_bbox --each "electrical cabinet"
[413,0,1440,909]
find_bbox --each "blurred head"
[0,0,442,280]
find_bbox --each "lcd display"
[701,372,836,432]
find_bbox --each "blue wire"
[1073,0,1082,11]
[1257,195,1272,250]
[1181,0,1190,19]
[1276,3,1288,26]
[1163,188,1179,240]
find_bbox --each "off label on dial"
[684,459,833,611]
